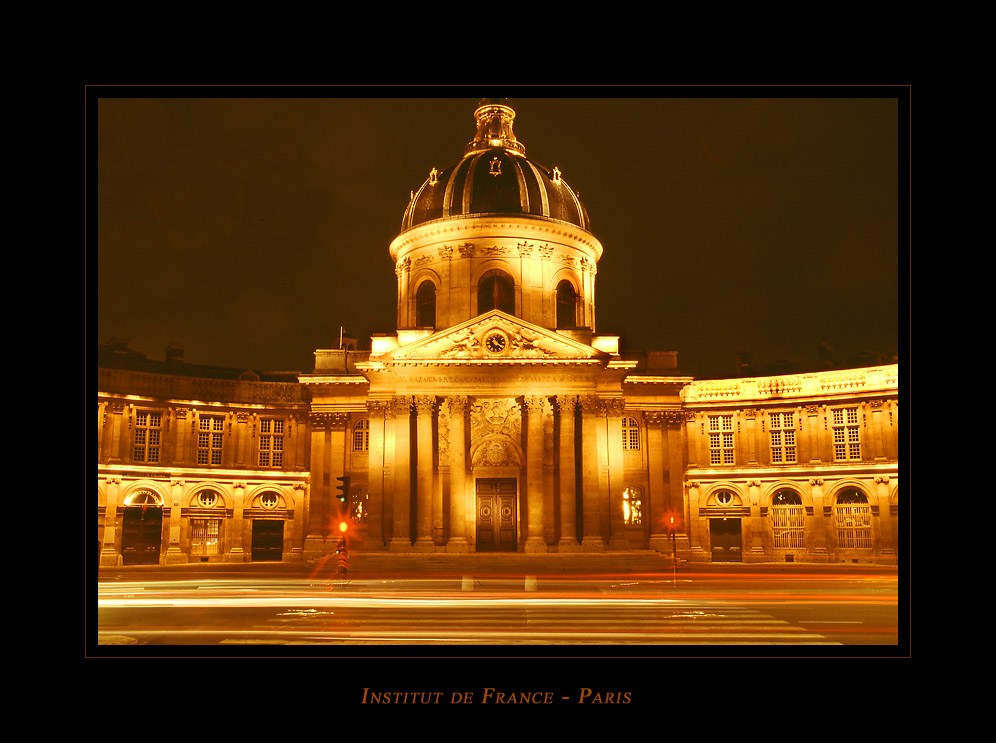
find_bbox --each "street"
[94,562,901,649]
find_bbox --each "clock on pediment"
[483,329,508,356]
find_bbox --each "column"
[304,412,328,559]
[875,476,894,556]
[579,395,604,551]
[809,478,829,560]
[665,412,690,554]
[687,481,706,560]
[389,396,413,551]
[100,477,122,566]
[414,395,436,551]
[523,395,547,552]
[646,412,669,552]
[290,483,306,560]
[228,481,247,562]
[165,477,185,564]
[747,479,765,561]
[606,399,628,550]
[447,395,470,552]
[366,401,389,550]
[556,395,579,551]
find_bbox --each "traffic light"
[336,475,350,503]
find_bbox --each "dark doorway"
[121,505,163,565]
[476,478,517,551]
[251,520,284,561]
[709,518,743,562]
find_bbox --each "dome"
[401,100,591,233]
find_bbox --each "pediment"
[382,311,609,364]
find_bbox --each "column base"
[413,538,436,552]
[581,537,604,552]
[608,536,630,550]
[164,547,186,565]
[99,549,122,567]
[524,538,548,553]
[446,538,470,553]
[389,538,413,552]
[557,539,582,552]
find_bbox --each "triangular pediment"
[382,311,610,364]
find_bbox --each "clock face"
[484,331,508,355]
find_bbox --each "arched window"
[478,270,515,315]
[621,416,640,450]
[623,486,643,525]
[416,280,436,328]
[353,419,369,451]
[834,488,871,549]
[771,489,804,548]
[556,280,577,329]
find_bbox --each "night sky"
[94,89,904,380]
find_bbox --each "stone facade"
[96,100,900,566]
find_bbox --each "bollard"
[462,575,474,591]
[524,575,537,592]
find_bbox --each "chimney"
[735,347,753,378]
[165,343,184,363]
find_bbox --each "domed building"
[97,99,900,566]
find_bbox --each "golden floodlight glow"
[339,521,348,533]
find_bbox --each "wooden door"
[709,518,743,562]
[476,478,517,551]
[120,505,163,565]
[251,520,284,561]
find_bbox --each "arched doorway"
[770,489,805,550]
[121,490,164,565]
[834,488,872,551]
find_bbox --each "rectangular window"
[622,417,640,451]
[353,419,369,452]
[197,415,224,465]
[133,410,162,463]
[831,407,861,461]
[769,412,796,464]
[708,415,735,465]
[259,418,285,468]
[191,518,221,555]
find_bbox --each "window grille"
[621,417,640,451]
[353,419,370,451]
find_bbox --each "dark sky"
[94,90,904,379]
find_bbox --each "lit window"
[350,485,368,524]
[191,519,221,555]
[353,419,370,451]
[708,415,735,465]
[835,489,871,549]
[197,415,224,465]
[771,489,805,548]
[133,410,162,463]
[832,407,861,461]
[258,418,284,468]
[623,487,643,525]
[769,412,796,464]
[622,416,640,451]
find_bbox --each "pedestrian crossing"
[230,598,840,645]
